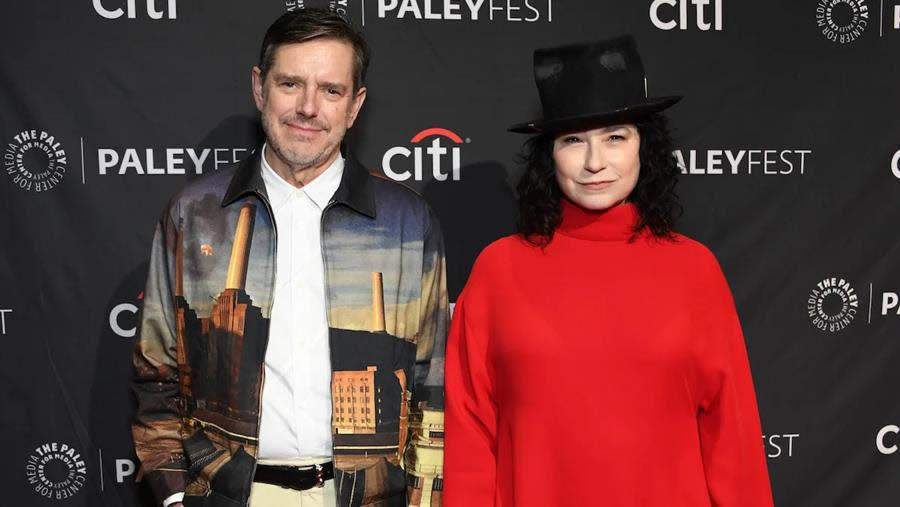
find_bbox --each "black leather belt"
[253,462,334,491]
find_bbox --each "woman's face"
[552,123,641,211]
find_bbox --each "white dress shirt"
[162,147,341,507]
[256,146,341,460]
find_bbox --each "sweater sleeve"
[443,259,498,506]
[695,255,773,507]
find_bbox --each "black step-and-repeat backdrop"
[1,1,899,505]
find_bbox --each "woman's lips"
[580,180,615,189]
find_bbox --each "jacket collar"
[222,144,376,218]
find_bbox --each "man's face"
[252,38,366,174]
[552,124,641,210]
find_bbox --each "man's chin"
[271,143,317,164]
[269,136,341,169]
[285,151,330,170]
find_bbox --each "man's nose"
[296,89,319,118]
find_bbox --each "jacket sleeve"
[131,202,188,503]
[404,204,450,505]
[695,257,774,507]
[443,256,497,506]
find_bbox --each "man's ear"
[251,66,265,111]
[346,86,367,128]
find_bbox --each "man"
[132,9,447,507]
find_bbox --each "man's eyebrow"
[601,124,630,133]
[271,72,303,82]
[318,81,348,91]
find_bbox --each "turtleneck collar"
[556,198,640,241]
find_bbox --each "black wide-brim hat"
[509,35,681,134]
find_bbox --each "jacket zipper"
[189,448,225,479]
[244,190,277,507]
[240,193,341,506]
[320,200,341,507]
[320,201,336,329]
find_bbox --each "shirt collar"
[223,144,375,219]
[260,143,344,210]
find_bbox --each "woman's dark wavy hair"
[516,113,682,245]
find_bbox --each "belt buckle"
[314,464,325,488]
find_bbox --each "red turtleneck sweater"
[444,200,773,506]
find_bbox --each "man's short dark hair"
[258,8,369,92]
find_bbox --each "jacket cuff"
[162,492,185,507]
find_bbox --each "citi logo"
[93,0,177,19]
[382,128,468,182]
[891,149,899,179]
[110,292,142,338]
[0,308,10,335]
[650,0,723,31]
[877,425,900,454]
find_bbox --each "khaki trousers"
[249,458,337,507]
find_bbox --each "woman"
[443,36,773,506]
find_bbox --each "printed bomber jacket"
[132,146,448,507]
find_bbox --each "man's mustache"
[281,116,330,131]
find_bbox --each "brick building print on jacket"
[174,202,266,430]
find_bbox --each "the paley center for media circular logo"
[807,276,859,332]
[815,0,869,44]
[4,129,67,193]
[25,442,88,500]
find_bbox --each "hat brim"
[508,96,682,134]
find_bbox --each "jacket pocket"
[335,458,407,506]
[210,446,254,501]
[183,428,225,481]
